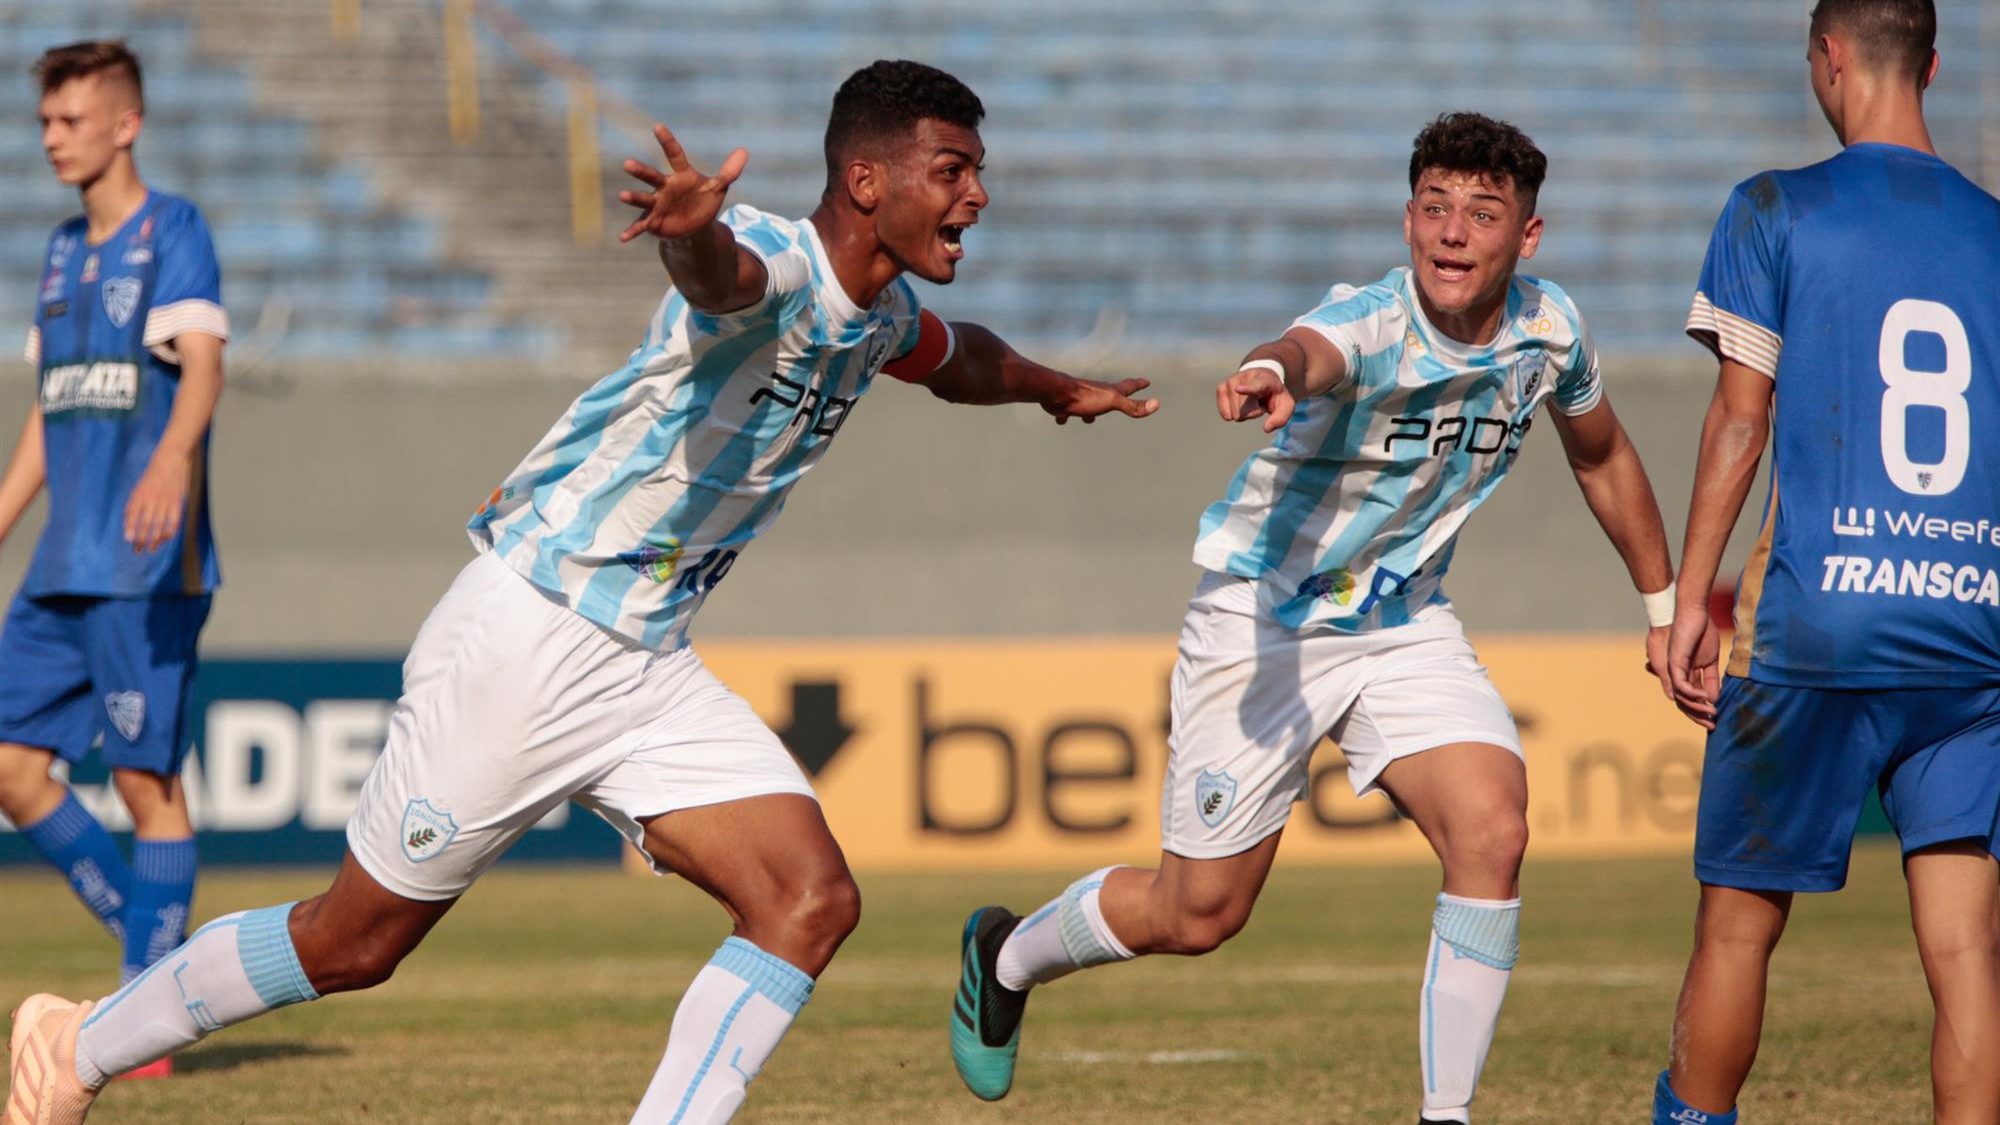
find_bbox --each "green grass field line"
[2,844,1935,1123]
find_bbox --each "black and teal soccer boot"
[950,905,1029,1100]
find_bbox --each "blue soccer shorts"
[1695,677,2000,892]
[0,592,211,775]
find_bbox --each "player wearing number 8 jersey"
[1655,3,2000,1123]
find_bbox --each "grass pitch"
[3,844,1936,1124]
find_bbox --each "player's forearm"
[0,408,47,542]
[151,346,224,463]
[927,321,1071,407]
[1270,328,1349,399]
[1678,391,1768,609]
[1573,440,1674,594]
[657,221,759,313]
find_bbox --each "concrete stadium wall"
[0,351,1762,654]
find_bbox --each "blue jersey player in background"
[0,40,226,1080]
[1658,2,2000,1122]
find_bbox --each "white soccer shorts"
[1160,572,1522,859]
[347,551,815,901]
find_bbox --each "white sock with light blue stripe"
[73,902,318,1087]
[994,865,1136,991]
[627,937,814,1125]
[1419,893,1520,1124]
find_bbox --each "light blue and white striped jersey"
[469,205,926,650]
[1193,266,1602,632]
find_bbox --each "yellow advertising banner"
[694,635,1704,870]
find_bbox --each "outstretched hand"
[1046,377,1159,425]
[617,123,749,243]
[1216,367,1295,432]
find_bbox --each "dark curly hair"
[1408,112,1547,215]
[1811,0,1935,85]
[34,40,144,112]
[823,60,984,187]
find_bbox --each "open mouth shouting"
[941,222,970,262]
[1431,255,1478,283]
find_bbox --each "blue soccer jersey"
[469,205,937,651]
[22,192,228,597]
[1688,144,2000,687]
[1193,267,1602,632]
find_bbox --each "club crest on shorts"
[1195,769,1238,828]
[104,691,146,741]
[402,799,459,863]
[102,276,143,328]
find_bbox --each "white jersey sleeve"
[1533,281,1603,416]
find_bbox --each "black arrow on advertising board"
[777,681,857,777]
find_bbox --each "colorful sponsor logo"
[1297,568,1356,606]
[1518,305,1556,336]
[80,254,99,284]
[618,540,686,584]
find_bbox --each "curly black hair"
[1408,112,1547,215]
[823,60,984,186]
[1811,0,1935,85]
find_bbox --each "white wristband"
[1642,586,1676,629]
[1237,358,1286,379]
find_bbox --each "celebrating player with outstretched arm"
[0,39,226,1074]
[6,60,1154,1125]
[1653,3,2000,1123]
[948,112,1674,1125]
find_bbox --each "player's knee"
[1913,918,2000,969]
[1693,910,1785,959]
[0,748,58,814]
[110,769,178,818]
[793,870,862,945]
[1441,809,1529,878]
[758,866,861,955]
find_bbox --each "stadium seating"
[2,0,1992,359]
[0,2,551,361]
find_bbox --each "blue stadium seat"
[2,0,1990,358]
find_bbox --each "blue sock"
[1653,1069,1739,1125]
[20,792,132,941]
[123,838,197,983]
